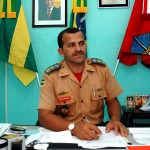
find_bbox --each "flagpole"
[113,59,120,76]
[5,62,8,123]
[36,73,40,87]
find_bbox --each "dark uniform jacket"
[38,6,61,20]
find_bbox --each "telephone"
[140,97,150,111]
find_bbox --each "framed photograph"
[32,0,67,27]
[98,0,129,8]
[134,95,149,107]
[126,96,135,108]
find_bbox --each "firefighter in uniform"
[38,27,128,140]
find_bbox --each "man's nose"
[75,44,81,51]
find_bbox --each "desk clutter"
[121,106,150,127]
[0,123,25,150]
[0,123,40,150]
[1,123,150,149]
[126,94,150,111]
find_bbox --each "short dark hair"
[57,27,81,48]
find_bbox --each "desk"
[25,126,139,150]
[121,106,150,127]
[0,125,140,150]
[26,133,138,150]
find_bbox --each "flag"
[131,33,150,55]
[117,0,150,69]
[0,0,38,86]
[70,0,88,40]
[142,0,150,19]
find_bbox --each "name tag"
[58,96,71,102]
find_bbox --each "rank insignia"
[91,58,106,67]
[45,63,62,75]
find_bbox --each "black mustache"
[73,51,84,56]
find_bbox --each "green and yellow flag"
[0,0,38,86]
[70,0,88,40]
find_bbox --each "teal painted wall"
[0,0,149,125]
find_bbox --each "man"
[38,27,128,140]
[38,0,60,20]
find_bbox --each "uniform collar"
[58,61,71,77]
[58,59,95,77]
[84,59,95,72]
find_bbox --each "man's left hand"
[105,120,128,137]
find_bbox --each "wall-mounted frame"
[98,0,129,8]
[126,96,135,108]
[32,0,67,27]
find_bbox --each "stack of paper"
[38,126,127,149]
[129,128,150,145]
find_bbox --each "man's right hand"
[71,121,102,140]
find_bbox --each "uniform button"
[80,86,82,88]
[81,100,83,103]
[97,88,102,91]
[99,95,101,98]
[64,101,66,103]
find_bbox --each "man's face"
[59,32,87,65]
[45,0,54,9]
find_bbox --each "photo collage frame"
[126,94,150,108]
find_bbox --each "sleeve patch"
[40,79,45,87]
[45,63,61,75]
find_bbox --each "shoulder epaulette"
[45,63,62,75]
[89,58,106,67]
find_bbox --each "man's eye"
[79,42,85,46]
[68,43,74,47]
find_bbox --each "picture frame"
[98,0,129,8]
[134,95,149,107]
[126,96,135,108]
[32,0,67,27]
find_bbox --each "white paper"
[38,126,127,149]
[129,128,150,145]
[34,143,49,150]
[78,127,127,148]
[39,128,77,144]
[0,123,11,136]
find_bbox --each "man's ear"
[58,48,64,56]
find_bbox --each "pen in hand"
[83,116,90,123]
[83,117,102,136]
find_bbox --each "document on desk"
[38,126,127,149]
[78,127,127,149]
[0,123,11,137]
[129,128,150,145]
[39,127,77,144]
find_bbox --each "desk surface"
[28,143,126,150]
[0,125,139,150]
[24,126,140,150]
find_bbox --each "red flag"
[142,0,150,17]
[118,0,150,68]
